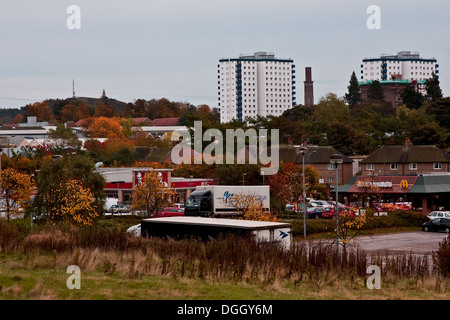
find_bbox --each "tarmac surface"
[345,231,449,256]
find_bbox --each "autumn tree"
[228,193,277,222]
[94,103,114,117]
[82,117,125,139]
[131,171,176,216]
[47,179,98,225]
[337,213,368,250]
[26,102,54,122]
[0,168,35,220]
[267,162,325,214]
[34,155,106,217]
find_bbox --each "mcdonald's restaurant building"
[338,174,450,213]
[336,143,450,213]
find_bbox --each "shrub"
[291,210,428,237]
[433,235,450,278]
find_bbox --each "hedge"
[291,210,429,237]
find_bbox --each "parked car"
[152,207,185,218]
[427,211,450,220]
[309,200,332,208]
[422,218,450,233]
[321,206,355,219]
[174,203,185,212]
[307,207,323,219]
[107,203,130,214]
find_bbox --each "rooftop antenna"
[72,79,76,98]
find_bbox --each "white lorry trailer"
[140,216,292,250]
[184,185,270,217]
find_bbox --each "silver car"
[427,211,450,220]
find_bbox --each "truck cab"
[185,190,212,216]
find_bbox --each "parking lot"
[346,231,449,255]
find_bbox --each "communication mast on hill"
[72,79,76,98]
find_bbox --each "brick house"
[360,140,450,176]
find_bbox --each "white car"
[310,200,333,208]
[427,211,450,220]
[174,203,185,212]
[126,224,141,237]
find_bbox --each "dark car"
[307,207,323,219]
[422,218,450,233]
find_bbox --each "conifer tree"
[344,71,362,108]
[424,72,443,102]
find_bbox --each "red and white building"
[98,167,215,205]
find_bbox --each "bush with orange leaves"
[0,168,35,221]
[227,193,278,222]
[47,179,98,226]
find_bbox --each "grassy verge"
[1,251,449,300]
[1,213,449,300]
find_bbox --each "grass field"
[0,212,449,300]
[1,250,449,300]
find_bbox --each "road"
[346,231,448,255]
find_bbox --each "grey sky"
[1,0,449,109]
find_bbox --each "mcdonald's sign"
[400,180,409,188]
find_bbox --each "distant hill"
[0,95,132,125]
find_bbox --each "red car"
[321,206,355,219]
[152,207,185,218]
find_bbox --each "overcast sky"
[1,0,449,110]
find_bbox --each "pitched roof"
[150,118,180,126]
[408,175,450,194]
[278,145,352,164]
[361,145,450,164]
[132,117,152,125]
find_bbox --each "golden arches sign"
[399,180,409,188]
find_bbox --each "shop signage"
[357,181,393,188]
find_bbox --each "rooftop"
[361,145,450,164]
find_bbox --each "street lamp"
[330,153,343,252]
[294,144,308,239]
[242,173,246,186]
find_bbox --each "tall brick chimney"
[304,67,314,107]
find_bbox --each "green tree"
[35,155,106,217]
[425,97,450,131]
[424,73,443,103]
[314,93,351,128]
[48,123,82,150]
[367,80,385,102]
[409,122,446,148]
[401,85,424,109]
[344,71,362,108]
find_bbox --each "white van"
[174,203,185,211]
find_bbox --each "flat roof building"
[218,52,296,123]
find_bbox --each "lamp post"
[242,173,246,186]
[294,145,308,239]
[330,153,343,252]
